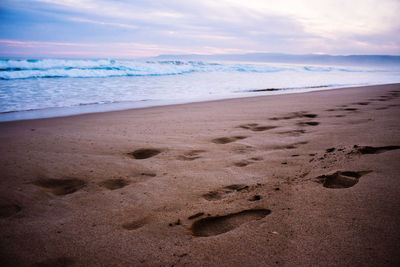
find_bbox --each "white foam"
[0,60,399,120]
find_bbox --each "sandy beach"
[1,83,400,266]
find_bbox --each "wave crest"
[0,59,394,80]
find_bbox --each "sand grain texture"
[1,84,400,266]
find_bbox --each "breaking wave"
[0,58,393,80]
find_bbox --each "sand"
[1,84,400,266]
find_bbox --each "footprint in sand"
[303,114,318,118]
[239,123,277,132]
[0,200,22,218]
[33,178,86,196]
[202,184,249,201]
[212,136,247,144]
[191,209,271,237]
[277,129,306,136]
[233,156,263,167]
[316,171,372,189]
[270,112,318,120]
[232,145,256,154]
[248,195,262,201]
[128,148,161,159]
[122,219,147,230]
[297,121,320,126]
[353,102,370,106]
[177,150,206,161]
[140,172,157,177]
[99,178,129,190]
[234,160,251,167]
[273,141,308,150]
[353,145,400,155]
[377,93,399,101]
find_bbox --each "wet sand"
[1,84,400,266]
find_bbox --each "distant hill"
[153,53,400,66]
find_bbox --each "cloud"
[0,0,399,56]
[67,17,139,29]
[0,39,255,57]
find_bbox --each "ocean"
[0,58,399,121]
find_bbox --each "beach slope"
[1,84,400,266]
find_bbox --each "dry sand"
[1,84,400,266]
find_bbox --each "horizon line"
[1,52,400,60]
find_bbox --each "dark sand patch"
[273,141,308,150]
[202,190,226,201]
[122,219,147,230]
[177,150,205,161]
[302,114,318,118]
[128,149,161,159]
[32,257,75,267]
[99,178,129,190]
[177,155,201,161]
[191,209,271,237]
[282,144,296,149]
[234,160,251,167]
[297,121,320,126]
[239,123,259,129]
[140,173,156,177]
[251,126,277,132]
[277,129,306,136]
[270,112,318,121]
[0,203,21,218]
[33,178,86,196]
[354,145,400,154]
[232,145,255,154]
[202,184,249,201]
[249,195,262,201]
[225,184,249,191]
[188,212,205,220]
[212,136,247,144]
[185,149,206,156]
[234,156,263,167]
[317,171,372,189]
[168,219,181,227]
[239,123,277,132]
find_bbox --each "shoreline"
[1,83,399,266]
[1,82,399,123]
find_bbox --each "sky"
[0,0,399,58]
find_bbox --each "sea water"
[0,58,399,121]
